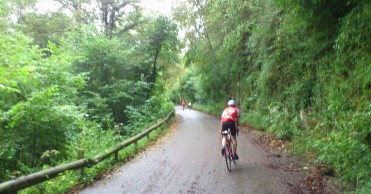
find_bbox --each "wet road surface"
[79,106,305,194]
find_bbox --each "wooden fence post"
[134,141,138,152]
[114,151,119,161]
[77,149,84,178]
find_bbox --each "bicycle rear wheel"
[224,145,232,172]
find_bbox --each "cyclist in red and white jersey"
[181,100,186,110]
[220,99,240,160]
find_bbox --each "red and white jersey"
[221,106,239,122]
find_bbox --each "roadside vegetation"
[0,0,179,192]
[173,0,370,192]
[1,0,369,193]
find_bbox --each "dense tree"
[98,0,142,35]
[54,0,96,24]
[6,0,38,19]
[140,16,179,93]
[71,15,179,125]
[0,33,86,180]
[17,12,73,47]
[0,0,179,184]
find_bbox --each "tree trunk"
[149,44,161,96]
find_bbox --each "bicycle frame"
[222,128,235,172]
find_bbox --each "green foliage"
[239,111,269,131]
[72,35,148,124]
[20,120,121,194]
[0,31,87,181]
[72,17,179,125]
[0,0,179,192]
[170,69,197,104]
[79,91,114,130]
[19,112,173,194]
[267,110,301,140]
[314,130,370,186]
[177,0,371,191]
[0,0,12,31]
[17,12,74,48]
[124,94,174,135]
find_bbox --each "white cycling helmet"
[227,100,236,106]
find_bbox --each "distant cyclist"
[220,99,240,160]
[181,100,186,111]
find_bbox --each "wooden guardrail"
[0,110,174,194]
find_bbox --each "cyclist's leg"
[230,125,238,159]
[221,123,228,155]
[222,135,226,147]
[231,135,237,155]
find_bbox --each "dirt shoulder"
[240,125,340,194]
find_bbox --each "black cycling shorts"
[222,121,237,136]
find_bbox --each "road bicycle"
[221,128,236,172]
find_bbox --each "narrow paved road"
[79,106,305,194]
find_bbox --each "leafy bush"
[0,33,86,181]
[240,111,270,131]
[124,95,174,136]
